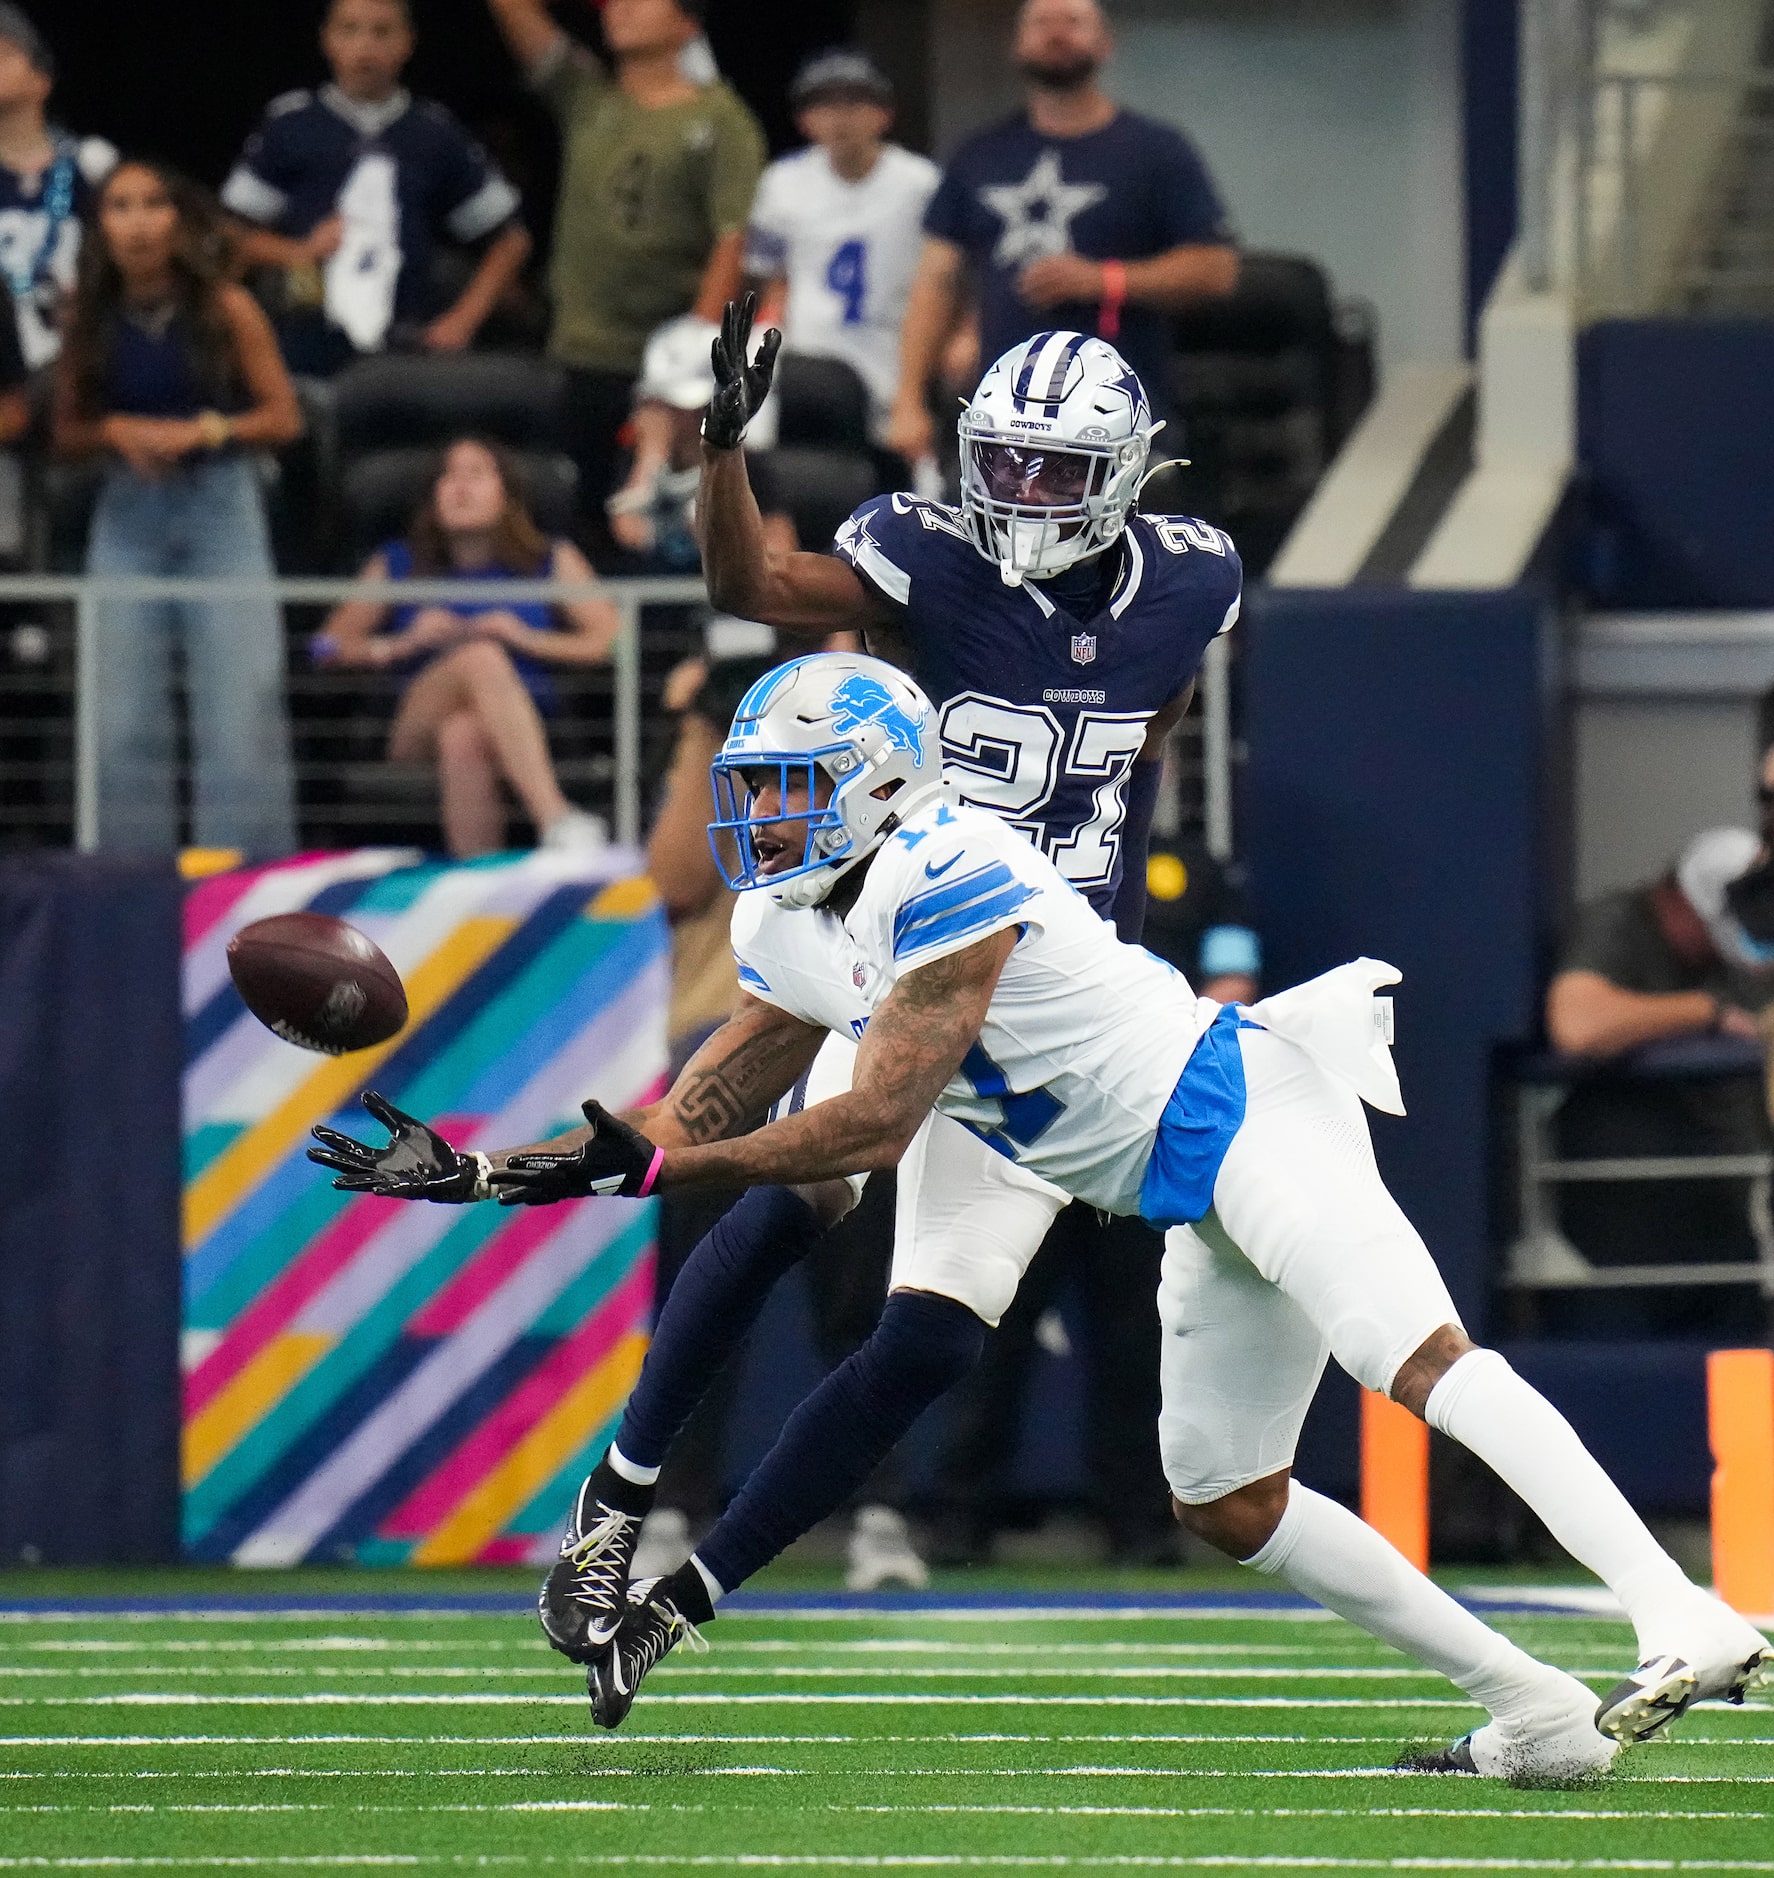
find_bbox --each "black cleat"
[1395,1734,1480,1775]
[537,1475,646,1664]
[587,1576,709,1729]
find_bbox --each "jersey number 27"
[938,695,1147,891]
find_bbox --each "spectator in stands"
[484,0,765,545]
[313,435,618,857]
[743,50,939,455]
[635,647,928,1591]
[888,0,1238,462]
[607,314,797,566]
[54,161,300,856]
[927,842,1262,1567]
[0,6,116,372]
[1543,827,1774,1337]
[222,0,532,377]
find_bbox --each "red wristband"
[636,1146,665,1198]
[1099,259,1127,342]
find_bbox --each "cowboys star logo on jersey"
[979,150,1108,268]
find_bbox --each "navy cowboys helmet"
[708,652,952,909]
[959,330,1162,586]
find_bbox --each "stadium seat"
[773,352,872,450]
[1164,252,1375,576]
[331,351,570,456]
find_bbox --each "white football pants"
[794,1032,1068,1328]
[1159,1025,1459,1504]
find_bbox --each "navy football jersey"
[832,494,1241,919]
[221,86,520,323]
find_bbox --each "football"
[226,912,409,1055]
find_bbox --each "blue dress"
[378,539,566,713]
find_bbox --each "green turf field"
[1,1571,1770,1873]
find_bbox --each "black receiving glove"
[701,292,781,451]
[487,1100,661,1207]
[308,1091,489,1203]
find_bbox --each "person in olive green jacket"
[486,0,764,545]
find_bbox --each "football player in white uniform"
[743,50,938,445]
[315,653,1769,1777]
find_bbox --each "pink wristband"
[636,1146,665,1198]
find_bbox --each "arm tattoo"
[657,930,1016,1191]
[666,1015,819,1144]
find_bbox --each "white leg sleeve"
[1209,1028,1460,1396]
[1426,1348,1690,1642]
[1245,1481,1564,1722]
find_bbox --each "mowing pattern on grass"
[0,1590,1770,1872]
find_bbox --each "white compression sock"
[1425,1349,1689,1645]
[1244,1482,1557,1721]
[608,1443,661,1487]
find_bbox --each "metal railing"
[0,572,1234,863]
[1516,0,1774,314]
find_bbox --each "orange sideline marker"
[1361,1387,1430,1572]
[1708,1347,1774,1617]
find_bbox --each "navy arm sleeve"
[1108,758,1163,944]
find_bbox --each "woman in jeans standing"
[53,160,301,855]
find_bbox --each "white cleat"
[846,1504,930,1591]
[1402,1670,1617,1783]
[1596,1599,1772,1745]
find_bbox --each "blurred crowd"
[0,0,1268,864]
[0,0,1283,1580]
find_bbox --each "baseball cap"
[1675,827,1774,969]
[0,5,52,80]
[790,47,893,109]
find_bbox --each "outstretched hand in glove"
[308,1091,489,1203]
[701,292,781,451]
[487,1100,662,1207]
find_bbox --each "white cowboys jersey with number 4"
[831,494,1242,922]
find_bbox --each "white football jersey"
[730,797,1218,1214]
[745,144,940,432]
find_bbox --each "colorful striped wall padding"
[181,848,668,1566]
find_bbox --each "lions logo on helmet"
[709,653,951,909]
[959,330,1164,586]
[829,674,927,768]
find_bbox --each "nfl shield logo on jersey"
[1070,631,1098,666]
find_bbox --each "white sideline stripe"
[3,1805,1764,1824]
[0,1607,1347,1626]
[5,1643,1354,1661]
[9,1859,1774,1873]
[1,1763,1767,1787]
[0,1694,1498,1710]
[0,1667,1465,1681]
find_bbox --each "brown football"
[226,912,409,1055]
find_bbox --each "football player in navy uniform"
[510,295,1244,1659]
[312,294,1242,1693]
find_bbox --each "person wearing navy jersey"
[0,6,116,372]
[503,296,1240,1672]
[887,0,1236,465]
[222,0,531,375]
[53,161,302,856]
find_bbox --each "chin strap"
[1136,455,1193,496]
